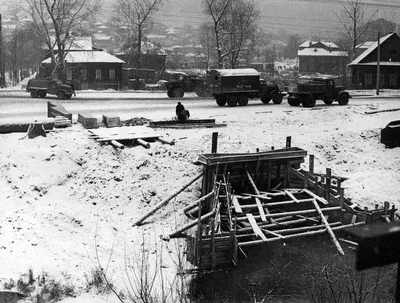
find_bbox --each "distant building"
[40,36,125,90]
[298,41,348,75]
[349,32,400,89]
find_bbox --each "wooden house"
[298,41,348,75]
[40,37,125,90]
[349,32,400,89]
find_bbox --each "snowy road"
[0,89,399,122]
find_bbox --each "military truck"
[26,79,75,100]
[165,73,210,98]
[207,68,284,107]
[287,76,351,108]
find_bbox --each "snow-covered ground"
[0,95,399,302]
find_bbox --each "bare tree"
[114,0,163,84]
[16,0,100,80]
[221,0,259,68]
[202,0,232,68]
[336,0,377,59]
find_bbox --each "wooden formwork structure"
[175,138,397,271]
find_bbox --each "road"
[0,89,399,123]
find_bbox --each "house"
[40,36,125,90]
[298,41,348,75]
[349,32,400,89]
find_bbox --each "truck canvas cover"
[209,68,260,77]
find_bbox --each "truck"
[287,76,351,108]
[207,68,284,107]
[26,79,75,100]
[166,74,210,98]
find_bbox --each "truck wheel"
[272,92,283,104]
[167,88,174,98]
[338,94,349,105]
[288,97,300,106]
[261,95,271,104]
[238,94,249,106]
[227,95,238,107]
[30,91,38,98]
[323,98,333,105]
[173,87,184,98]
[57,91,65,100]
[216,96,226,106]
[39,91,47,98]
[302,95,316,108]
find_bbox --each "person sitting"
[176,102,190,121]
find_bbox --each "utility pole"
[0,13,5,88]
[376,31,381,96]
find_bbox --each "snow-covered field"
[0,95,399,302]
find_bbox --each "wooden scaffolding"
[169,137,397,271]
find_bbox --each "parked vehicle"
[207,68,284,107]
[287,76,351,108]
[26,79,75,100]
[381,120,400,148]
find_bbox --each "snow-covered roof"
[299,41,339,49]
[349,33,395,66]
[209,68,260,77]
[356,41,375,49]
[349,61,400,66]
[298,48,348,57]
[42,51,125,64]
[67,37,93,51]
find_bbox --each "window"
[81,69,87,80]
[95,69,102,80]
[109,69,115,80]
[390,75,397,86]
[66,70,72,80]
[365,74,372,85]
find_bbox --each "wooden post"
[326,168,332,205]
[211,220,216,269]
[339,188,345,223]
[136,138,150,149]
[168,211,216,238]
[183,191,214,213]
[110,140,124,149]
[309,155,315,174]
[211,132,218,153]
[132,172,203,226]
[311,198,345,256]
[286,136,291,148]
[157,137,175,145]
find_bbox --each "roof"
[356,41,375,49]
[298,48,348,57]
[299,41,339,49]
[42,51,125,64]
[349,32,395,66]
[67,37,93,51]
[349,61,400,67]
[209,68,260,77]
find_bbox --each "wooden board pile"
[88,125,174,149]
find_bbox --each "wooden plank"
[239,193,271,200]
[232,195,243,213]
[284,190,299,203]
[246,214,267,241]
[255,198,267,222]
[89,125,160,137]
[303,189,328,205]
[97,134,160,142]
[311,198,344,256]
[183,191,214,213]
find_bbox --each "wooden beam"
[183,191,214,213]
[255,198,267,221]
[311,198,344,256]
[133,172,203,226]
[303,189,328,205]
[233,206,342,222]
[246,170,274,223]
[136,138,150,149]
[246,214,267,241]
[232,195,243,213]
[284,190,299,203]
[157,137,175,145]
[110,140,124,149]
[238,222,364,247]
[239,193,271,200]
[168,210,216,239]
